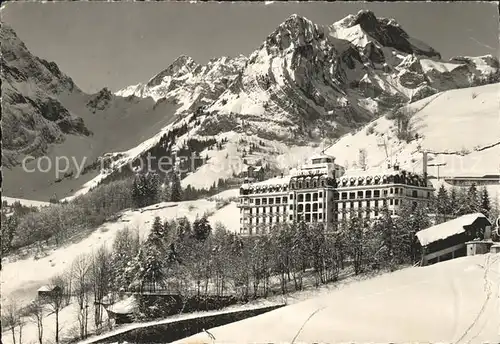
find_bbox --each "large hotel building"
[238,153,434,235]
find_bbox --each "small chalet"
[104,295,138,324]
[416,213,492,266]
[37,285,62,299]
[241,165,265,182]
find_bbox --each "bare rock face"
[1,24,89,165]
[345,10,441,59]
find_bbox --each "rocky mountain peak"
[266,14,325,52]
[349,10,380,32]
[146,55,199,88]
[336,10,441,59]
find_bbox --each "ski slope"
[176,254,500,344]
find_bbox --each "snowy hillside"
[1,199,239,307]
[91,83,499,194]
[1,196,51,209]
[324,83,500,179]
[176,254,500,343]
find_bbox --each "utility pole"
[427,162,447,181]
[377,137,392,167]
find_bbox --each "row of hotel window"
[240,188,429,206]
[243,207,401,227]
[243,213,326,226]
[241,192,325,205]
[337,188,430,200]
[243,203,326,214]
[242,198,424,216]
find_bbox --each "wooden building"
[37,285,62,299]
[416,213,492,266]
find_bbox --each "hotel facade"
[238,154,434,235]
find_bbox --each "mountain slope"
[1,24,89,167]
[1,25,180,201]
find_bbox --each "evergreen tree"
[396,202,431,263]
[145,173,161,205]
[479,186,491,218]
[176,216,192,239]
[436,185,450,222]
[449,187,459,216]
[461,183,481,214]
[161,176,171,202]
[170,172,182,202]
[372,204,400,269]
[490,192,500,222]
[192,217,212,241]
[131,177,143,208]
[131,173,161,208]
[147,217,165,250]
[346,209,364,274]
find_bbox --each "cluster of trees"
[131,172,233,205]
[434,184,495,223]
[1,201,39,255]
[4,178,135,252]
[2,171,233,256]
[111,201,431,302]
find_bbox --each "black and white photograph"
[1,1,499,343]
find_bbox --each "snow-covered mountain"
[104,10,498,192]
[1,24,180,200]
[1,24,89,167]
[117,10,498,143]
[324,83,500,177]
[116,55,248,115]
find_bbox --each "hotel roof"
[241,175,292,189]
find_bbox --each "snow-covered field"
[1,199,240,308]
[1,196,51,208]
[176,254,500,344]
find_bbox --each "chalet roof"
[107,296,138,314]
[37,285,59,292]
[310,153,336,161]
[416,213,490,246]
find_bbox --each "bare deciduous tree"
[2,299,21,344]
[72,254,92,339]
[26,300,45,344]
[91,246,113,330]
[47,275,67,344]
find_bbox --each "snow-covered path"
[176,254,500,344]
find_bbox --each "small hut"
[37,285,62,299]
